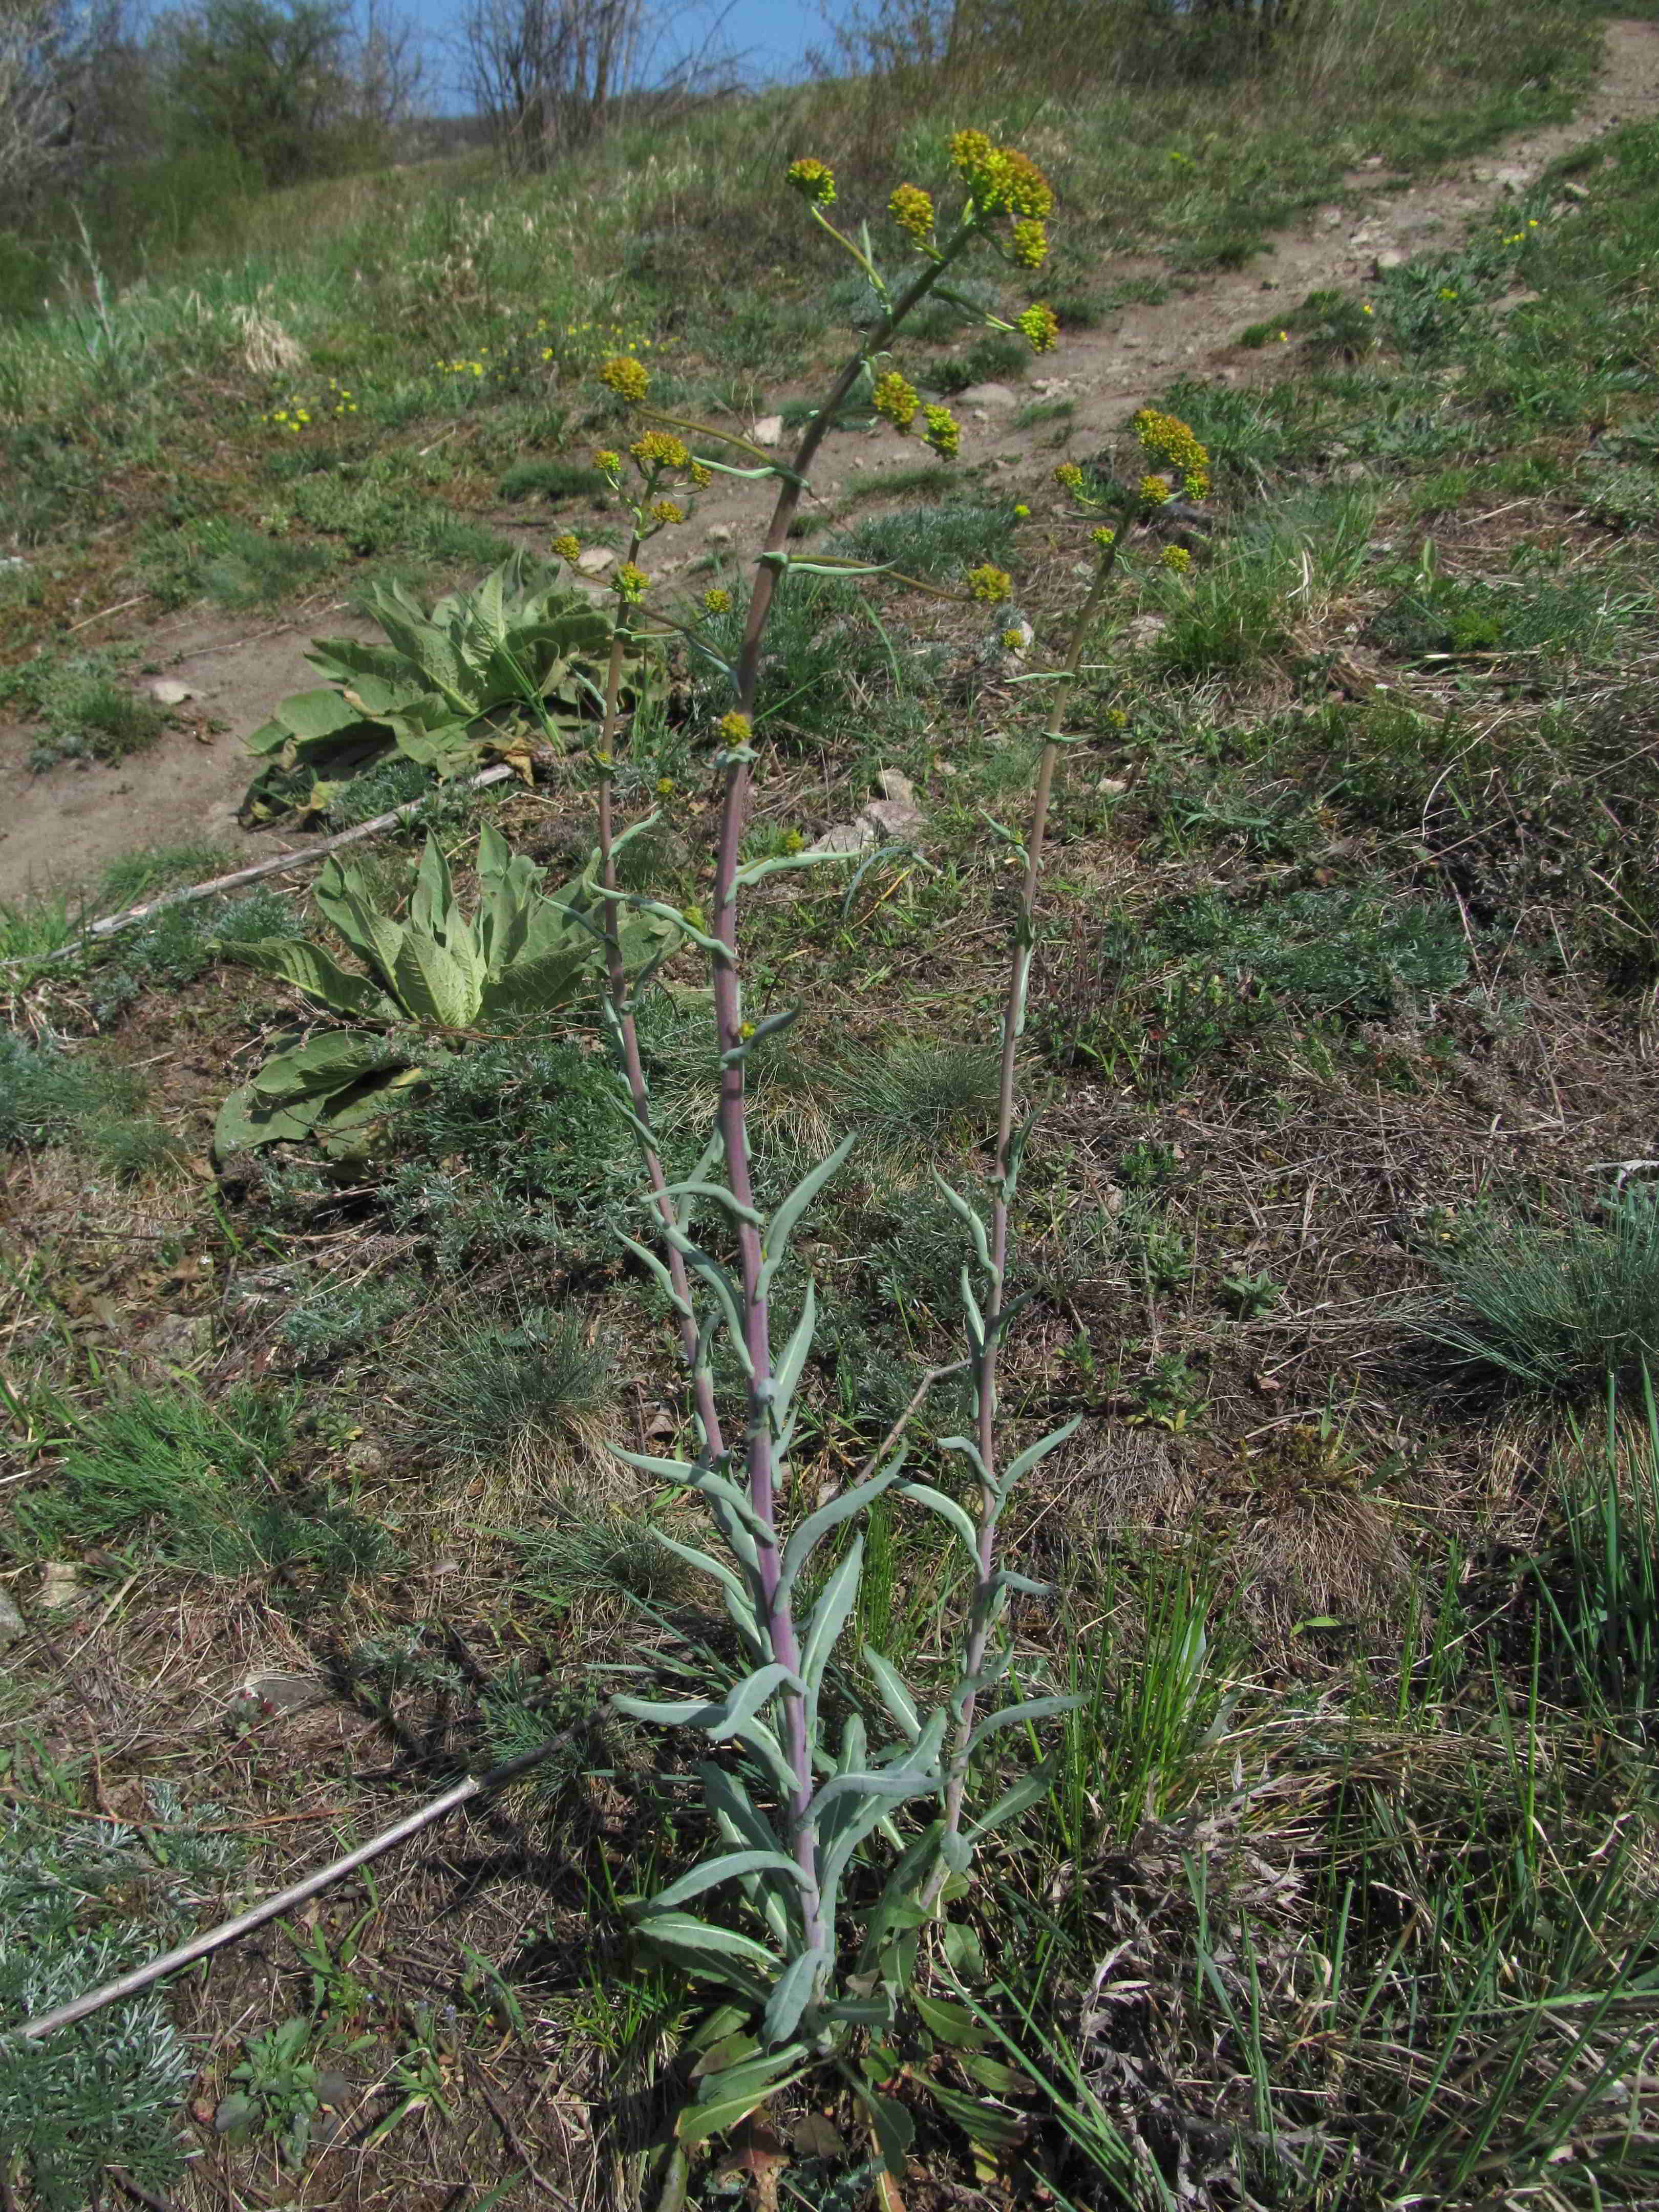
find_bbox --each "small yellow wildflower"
[1278,329,1289,343]
[888,183,935,243]
[1138,474,1172,507]
[657,777,676,796]
[1053,461,1085,493]
[1362,302,1375,315]
[1012,219,1049,270]
[739,1020,757,1039]
[704,587,732,614]
[872,370,920,429]
[786,156,836,205]
[966,563,1012,603]
[600,355,649,401]
[1017,303,1059,354]
[1105,708,1128,729]
[614,562,649,602]
[632,429,691,471]
[1161,544,1193,573]
[923,403,961,458]
[1438,286,1459,302]
[716,711,753,745]
[550,532,581,562]
[1092,525,1117,549]
[1014,503,1030,517]
[594,448,622,473]
[650,499,686,525]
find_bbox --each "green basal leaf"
[924,2075,1027,2149]
[639,1848,810,1917]
[677,2047,812,2144]
[761,1948,823,2047]
[230,936,395,1021]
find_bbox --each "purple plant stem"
[706,234,973,1920]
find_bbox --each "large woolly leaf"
[313,860,405,984]
[391,927,481,1029]
[249,1031,393,1099]
[230,937,394,1021]
[478,942,592,1020]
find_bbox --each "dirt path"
[5,16,1657,905]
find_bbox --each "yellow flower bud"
[786,157,836,205]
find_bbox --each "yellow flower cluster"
[1017,303,1059,353]
[704,587,731,614]
[594,448,622,473]
[691,460,712,488]
[650,498,686,525]
[1137,474,1172,508]
[1132,408,1210,500]
[1161,544,1193,573]
[1053,461,1086,493]
[551,532,581,561]
[1001,626,1026,651]
[888,184,935,243]
[872,370,919,429]
[716,711,753,743]
[950,132,1053,220]
[967,564,1012,603]
[786,157,836,205]
[614,563,649,602]
[923,404,960,458]
[261,378,359,432]
[631,429,691,472]
[437,355,487,378]
[1092,525,1116,549]
[537,315,653,369]
[601,355,650,401]
[1012,220,1049,270]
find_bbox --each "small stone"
[1096,776,1129,797]
[146,678,195,706]
[576,546,614,576]
[1359,155,1385,171]
[1373,248,1408,273]
[705,524,733,546]
[242,1671,327,1712]
[750,414,784,446]
[0,1590,24,1646]
[863,795,923,839]
[955,381,1019,409]
[39,1563,81,1612]
[876,768,915,806]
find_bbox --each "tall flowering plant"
[546,139,1209,2180]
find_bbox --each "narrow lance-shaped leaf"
[799,1535,864,1697]
[637,1848,812,1918]
[966,1694,1081,1754]
[864,1648,922,1745]
[757,1133,858,1297]
[761,1948,824,2048]
[896,1480,983,1568]
[778,1460,905,1601]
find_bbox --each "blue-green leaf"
[757,1134,858,1296]
[934,1174,993,1275]
[967,1694,1079,1754]
[962,1760,1056,1844]
[998,1414,1083,1498]
[896,1480,982,1567]
[864,1649,921,1744]
[761,1948,824,2047]
[778,1461,904,1600]
[800,1536,864,1694]
[639,1848,810,1916]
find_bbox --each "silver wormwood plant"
[545,138,1214,2179]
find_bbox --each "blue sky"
[415,0,824,107]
